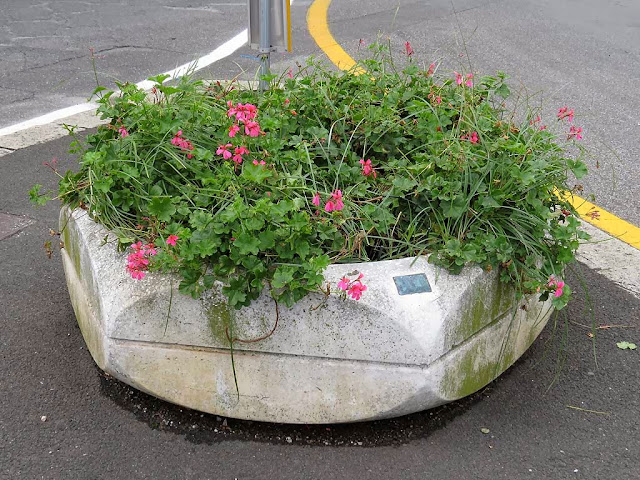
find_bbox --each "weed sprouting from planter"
[31,43,589,315]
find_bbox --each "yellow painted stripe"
[562,193,640,249]
[307,0,640,251]
[307,0,363,73]
[286,0,292,52]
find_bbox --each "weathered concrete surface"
[60,206,553,423]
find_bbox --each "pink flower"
[465,73,474,88]
[337,277,350,291]
[130,270,146,280]
[324,200,336,212]
[252,159,266,166]
[284,98,290,106]
[126,242,157,280]
[469,131,479,144]
[228,124,240,138]
[235,146,250,155]
[359,158,377,178]
[568,125,583,140]
[405,41,414,56]
[171,130,194,158]
[347,280,367,300]
[454,71,463,85]
[118,126,129,138]
[287,68,293,79]
[325,189,344,212]
[245,121,260,137]
[233,154,243,164]
[436,96,442,104]
[547,276,566,298]
[427,63,436,76]
[166,235,178,246]
[216,143,233,160]
[557,106,574,122]
[312,192,320,206]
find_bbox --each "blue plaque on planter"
[393,273,432,295]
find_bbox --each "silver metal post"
[259,0,271,91]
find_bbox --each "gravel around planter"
[60,206,553,424]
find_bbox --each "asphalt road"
[1,1,640,479]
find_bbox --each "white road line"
[0,29,249,137]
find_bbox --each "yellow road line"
[307,0,361,72]
[563,194,640,249]
[306,0,640,250]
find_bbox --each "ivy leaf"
[272,266,295,289]
[148,197,176,222]
[258,230,276,249]
[242,162,272,183]
[441,196,467,219]
[295,240,310,259]
[616,341,637,350]
[28,184,51,206]
[233,232,260,255]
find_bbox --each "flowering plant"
[32,44,588,310]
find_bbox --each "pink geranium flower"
[126,242,157,280]
[171,130,194,158]
[216,143,233,160]
[245,121,261,137]
[465,73,474,87]
[405,41,414,56]
[118,126,129,138]
[228,124,240,138]
[568,125,583,140]
[252,159,266,166]
[557,106,574,122]
[312,192,320,206]
[454,71,463,85]
[347,281,367,300]
[166,235,179,246]
[337,277,350,291]
[359,158,377,178]
[324,190,344,212]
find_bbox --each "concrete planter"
[60,207,553,424]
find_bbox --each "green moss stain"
[441,338,516,399]
[205,300,234,345]
[447,277,515,348]
[62,221,82,278]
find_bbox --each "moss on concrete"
[205,300,235,346]
[446,276,515,348]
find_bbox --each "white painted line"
[0,30,249,138]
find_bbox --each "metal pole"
[259,0,271,91]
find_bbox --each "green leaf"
[441,196,467,219]
[148,197,176,222]
[148,73,171,85]
[28,184,51,206]
[272,266,295,289]
[233,232,260,255]
[616,341,637,350]
[242,162,272,183]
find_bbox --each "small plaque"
[393,273,432,296]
